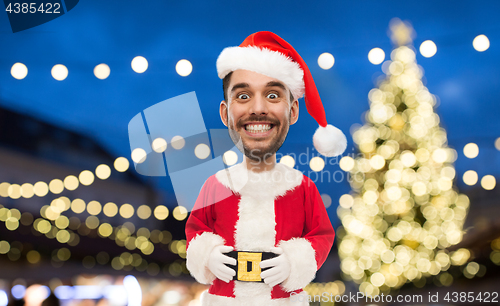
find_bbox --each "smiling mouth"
[244,123,274,134]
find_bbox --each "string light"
[223,150,238,166]
[11,63,28,80]
[114,157,130,172]
[2,156,131,199]
[194,144,210,159]
[176,59,193,77]
[18,195,177,257]
[94,63,110,79]
[152,138,167,153]
[309,157,325,172]
[473,35,490,52]
[173,206,187,221]
[131,56,148,73]
[171,136,185,150]
[318,52,335,70]
[419,40,437,58]
[131,148,147,164]
[463,143,479,158]
[480,175,496,190]
[95,164,111,180]
[51,64,68,81]
[279,155,295,168]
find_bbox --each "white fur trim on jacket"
[278,238,317,292]
[217,46,305,100]
[186,232,225,284]
[215,162,303,201]
[215,163,306,301]
[200,289,310,306]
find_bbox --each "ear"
[220,100,228,127]
[290,99,299,125]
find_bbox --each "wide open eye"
[237,93,250,100]
[267,93,279,99]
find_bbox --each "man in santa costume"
[185,31,347,305]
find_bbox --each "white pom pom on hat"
[313,125,347,157]
[216,31,347,157]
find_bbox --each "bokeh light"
[51,64,68,81]
[321,194,332,208]
[171,136,185,150]
[119,204,135,219]
[131,56,148,73]
[279,155,295,168]
[463,143,479,158]
[318,52,335,70]
[49,179,64,194]
[223,150,238,166]
[481,175,496,190]
[154,205,169,220]
[96,164,111,180]
[63,175,79,191]
[419,40,437,58]
[194,144,210,159]
[152,138,167,153]
[79,170,95,186]
[309,157,325,172]
[11,63,28,80]
[34,181,49,197]
[368,48,385,65]
[103,202,118,217]
[137,205,152,220]
[339,156,355,171]
[173,206,187,221]
[463,170,478,186]
[114,157,130,172]
[131,148,147,164]
[473,34,490,52]
[176,59,193,77]
[94,63,110,79]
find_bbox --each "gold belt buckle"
[237,252,262,282]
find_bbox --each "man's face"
[220,70,299,162]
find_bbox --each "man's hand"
[207,245,236,283]
[260,247,291,287]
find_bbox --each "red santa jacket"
[185,163,335,306]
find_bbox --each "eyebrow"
[230,81,287,94]
[230,82,249,94]
[265,81,286,91]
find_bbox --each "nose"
[249,94,268,116]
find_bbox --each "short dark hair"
[222,71,295,103]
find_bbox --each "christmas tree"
[337,19,470,296]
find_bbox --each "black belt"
[226,251,278,282]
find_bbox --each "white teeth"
[245,124,271,133]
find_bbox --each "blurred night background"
[0,1,499,305]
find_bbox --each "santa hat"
[216,31,347,157]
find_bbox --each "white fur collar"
[215,162,303,200]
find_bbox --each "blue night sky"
[1,0,499,224]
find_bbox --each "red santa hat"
[216,31,347,157]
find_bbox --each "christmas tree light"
[337,18,470,296]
